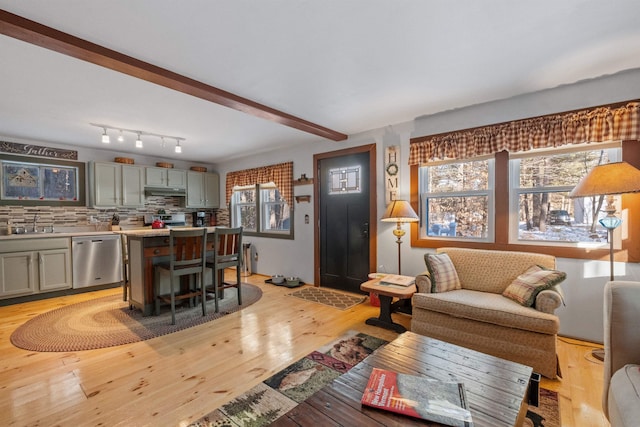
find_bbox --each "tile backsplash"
[0,196,225,234]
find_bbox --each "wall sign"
[0,140,78,160]
[385,146,399,204]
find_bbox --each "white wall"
[214,68,640,343]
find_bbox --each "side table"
[360,278,416,333]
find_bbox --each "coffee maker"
[192,211,206,227]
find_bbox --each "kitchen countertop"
[0,226,221,240]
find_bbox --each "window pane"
[427,161,488,192]
[232,187,256,231]
[516,191,608,242]
[261,187,290,232]
[426,196,489,239]
[519,150,612,188]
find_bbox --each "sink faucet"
[32,214,40,233]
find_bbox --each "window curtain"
[225,161,293,206]
[409,101,640,165]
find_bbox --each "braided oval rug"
[10,283,262,352]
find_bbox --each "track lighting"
[101,127,110,144]
[90,123,185,153]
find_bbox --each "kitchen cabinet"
[89,162,145,208]
[186,171,219,208]
[145,167,186,188]
[0,237,72,299]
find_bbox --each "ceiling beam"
[0,9,348,142]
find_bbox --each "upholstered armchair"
[602,281,640,427]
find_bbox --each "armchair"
[602,281,640,427]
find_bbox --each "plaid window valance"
[225,161,293,206]
[409,102,640,165]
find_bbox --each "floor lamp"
[569,161,640,360]
[381,200,419,275]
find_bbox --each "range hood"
[144,186,187,197]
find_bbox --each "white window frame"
[418,156,495,242]
[508,142,621,247]
[231,183,293,239]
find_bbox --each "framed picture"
[0,154,85,206]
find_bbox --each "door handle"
[362,222,369,238]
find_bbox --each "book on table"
[361,368,474,427]
[379,274,415,287]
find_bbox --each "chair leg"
[236,265,242,305]
[170,274,176,325]
[200,272,207,317]
[214,268,220,313]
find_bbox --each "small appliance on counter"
[143,213,186,228]
[192,211,206,227]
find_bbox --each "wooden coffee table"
[274,331,533,427]
[360,278,416,333]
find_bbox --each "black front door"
[317,149,373,294]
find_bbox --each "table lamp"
[569,161,640,281]
[381,200,419,275]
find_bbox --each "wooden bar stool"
[205,227,242,313]
[154,228,207,325]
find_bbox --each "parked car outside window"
[548,210,571,226]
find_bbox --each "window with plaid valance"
[409,101,640,165]
[225,161,293,206]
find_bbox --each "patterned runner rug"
[287,286,366,310]
[191,331,560,427]
[10,283,262,352]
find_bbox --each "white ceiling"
[1,0,640,163]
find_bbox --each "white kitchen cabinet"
[0,237,72,299]
[186,171,219,208]
[90,162,144,208]
[145,167,186,188]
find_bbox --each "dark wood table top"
[273,331,533,427]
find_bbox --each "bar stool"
[205,227,242,313]
[154,228,207,325]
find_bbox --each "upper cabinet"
[89,162,145,208]
[186,171,220,208]
[145,167,186,188]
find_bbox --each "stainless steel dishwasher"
[72,234,123,288]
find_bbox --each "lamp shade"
[381,200,419,223]
[569,161,640,198]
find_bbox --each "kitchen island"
[123,227,218,315]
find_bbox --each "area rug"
[190,331,388,427]
[10,283,262,352]
[191,330,560,427]
[287,286,366,310]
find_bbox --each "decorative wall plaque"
[0,140,78,160]
[385,145,399,204]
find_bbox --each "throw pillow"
[503,265,566,306]
[424,253,461,292]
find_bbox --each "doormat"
[10,284,261,352]
[287,286,366,310]
[190,331,388,427]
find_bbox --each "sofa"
[411,247,565,378]
[602,281,640,427]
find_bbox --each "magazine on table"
[361,368,474,427]
[379,274,415,287]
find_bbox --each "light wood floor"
[0,273,610,427]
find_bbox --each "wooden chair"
[205,227,243,313]
[154,228,207,325]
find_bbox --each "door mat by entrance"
[287,286,366,310]
[190,331,388,427]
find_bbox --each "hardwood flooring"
[0,273,610,426]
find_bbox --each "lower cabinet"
[0,238,72,299]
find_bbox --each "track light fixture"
[101,127,110,144]
[90,123,185,154]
